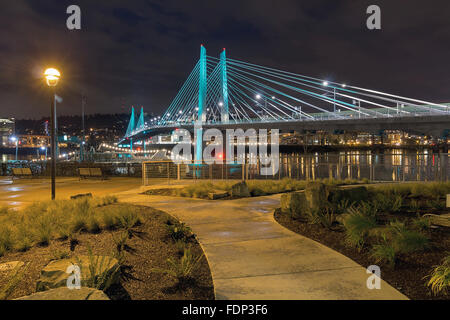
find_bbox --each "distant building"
[0,118,15,146]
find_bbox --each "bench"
[78,167,105,180]
[12,168,33,179]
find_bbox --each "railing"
[142,153,450,185]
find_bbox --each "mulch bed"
[274,209,450,300]
[0,204,214,300]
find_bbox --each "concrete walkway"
[117,189,408,300]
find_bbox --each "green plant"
[343,208,378,249]
[77,247,120,291]
[152,248,203,285]
[412,215,431,232]
[336,199,353,215]
[307,207,336,229]
[0,227,14,256]
[112,231,129,252]
[86,215,101,234]
[371,243,396,267]
[427,197,445,211]
[51,250,70,261]
[409,199,421,212]
[0,263,29,300]
[393,229,429,254]
[116,208,141,232]
[427,255,450,296]
[175,239,187,255]
[167,221,192,241]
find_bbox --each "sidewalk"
[117,189,408,300]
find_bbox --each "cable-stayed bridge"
[121,46,450,146]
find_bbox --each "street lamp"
[44,67,61,200]
[10,136,18,161]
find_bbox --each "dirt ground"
[0,205,214,300]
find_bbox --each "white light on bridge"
[256,94,261,100]
[322,81,329,86]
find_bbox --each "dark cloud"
[0,0,449,119]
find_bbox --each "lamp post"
[44,68,61,200]
[10,136,18,161]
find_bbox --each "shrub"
[307,207,336,229]
[343,208,378,249]
[116,208,141,231]
[427,255,450,296]
[167,222,193,241]
[393,229,429,254]
[371,243,396,267]
[412,215,431,232]
[0,227,14,255]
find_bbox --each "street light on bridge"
[44,67,61,200]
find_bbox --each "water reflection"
[268,149,449,182]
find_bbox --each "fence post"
[177,164,181,181]
[167,162,170,185]
[142,162,146,185]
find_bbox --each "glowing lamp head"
[256,94,261,100]
[322,81,329,86]
[44,68,61,87]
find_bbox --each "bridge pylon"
[195,45,207,162]
[220,48,229,123]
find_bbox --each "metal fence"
[142,153,450,185]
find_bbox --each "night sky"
[1,0,449,119]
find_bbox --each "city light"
[322,81,329,86]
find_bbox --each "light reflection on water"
[273,149,449,182]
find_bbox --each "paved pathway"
[117,188,408,300]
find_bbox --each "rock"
[208,190,229,200]
[36,255,120,292]
[15,287,109,300]
[71,193,93,200]
[280,192,309,219]
[304,182,329,212]
[0,261,24,273]
[231,181,251,198]
[447,194,450,208]
[328,186,369,205]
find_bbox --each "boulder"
[304,182,329,212]
[328,186,369,205]
[0,261,24,273]
[208,190,229,200]
[280,192,309,219]
[231,181,251,198]
[36,255,120,292]
[15,287,109,300]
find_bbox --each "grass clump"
[0,263,29,300]
[167,221,193,242]
[343,206,378,249]
[152,248,203,286]
[0,197,141,256]
[427,255,450,296]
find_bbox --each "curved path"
[117,189,408,300]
